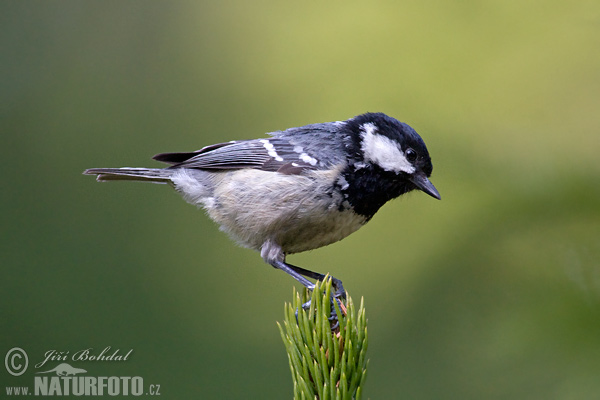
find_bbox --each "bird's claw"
[294,286,346,331]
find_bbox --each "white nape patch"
[360,123,415,174]
[299,153,318,166]
[259,139,283,162]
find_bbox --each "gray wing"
[153,122,351,174]
[153,139,326,174]
[155,140,276,170]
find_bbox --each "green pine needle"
[278,277,368,400]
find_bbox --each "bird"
[84,112,440,302]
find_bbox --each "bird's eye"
[405,148,417,162]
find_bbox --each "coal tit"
[84,112,440,297]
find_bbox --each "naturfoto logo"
[4,347,161,397]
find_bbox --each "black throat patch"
[339,164,415,219]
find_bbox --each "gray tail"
[83,168,173,183]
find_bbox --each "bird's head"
[346,112,440,200]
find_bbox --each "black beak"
[410,173,441,200]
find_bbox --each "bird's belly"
[203,169,367,253]
[273,207,367,254]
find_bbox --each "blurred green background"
[2,1,599,398]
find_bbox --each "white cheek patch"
[360,123,415,174]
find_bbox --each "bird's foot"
[295,278,347,331]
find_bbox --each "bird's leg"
[269,260,346,329]
[262,240,345,328]
[269,260,315,291]
[285,262,346,301]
